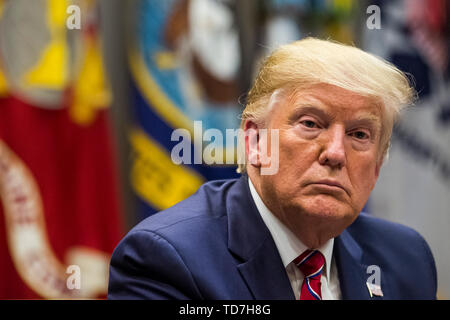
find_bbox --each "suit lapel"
[334,228,376,300]
[227,176,294,300]
[236,236,295,300]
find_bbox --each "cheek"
[349,154,379,196]
[278,131,320,167]
[269,133,321,194]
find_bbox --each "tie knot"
[293,250,325,278]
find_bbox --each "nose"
[318,125,347,169]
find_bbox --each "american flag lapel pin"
[366,282,384,297]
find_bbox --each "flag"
[363,0,450,298]
[128,0,241,219]
[0,0,123,299]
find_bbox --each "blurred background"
[0,0,448,299]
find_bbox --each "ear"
[244,120,261,168]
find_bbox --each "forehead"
[282,84,383,121]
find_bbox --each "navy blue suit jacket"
[108,176,437,299]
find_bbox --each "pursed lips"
[306,179,350,196]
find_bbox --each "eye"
[300,120,319,129]
[350,130,370,140]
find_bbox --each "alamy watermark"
[66,5,81,30]
[366,5,382,30]
[66,264,81,290]
[170,121,279,175]
[366,265,383,297]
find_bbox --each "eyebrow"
[288,105,382,129]
[288,105,333,124]
[351,114,381,126]
[347,112,382,133]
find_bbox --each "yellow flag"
[69,35,111,126]
[23,0,69,90]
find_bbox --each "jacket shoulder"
[347,213,437,299]
[132,178,239,234]
[349,213,428,244]
[108,178,248,299]
[348,213,434,260]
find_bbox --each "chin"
[298,194,357,222]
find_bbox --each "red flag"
[0,0,123,299]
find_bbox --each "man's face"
[256,84,383,246]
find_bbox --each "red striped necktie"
[293,249,325,300]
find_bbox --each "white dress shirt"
[248,178,342,300]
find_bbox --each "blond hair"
[238,37,416,173]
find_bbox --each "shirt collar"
[248,177,334,278]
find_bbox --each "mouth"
[307,180,349,196]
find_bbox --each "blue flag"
[128,0,242,219]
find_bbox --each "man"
[108,38,437,299]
